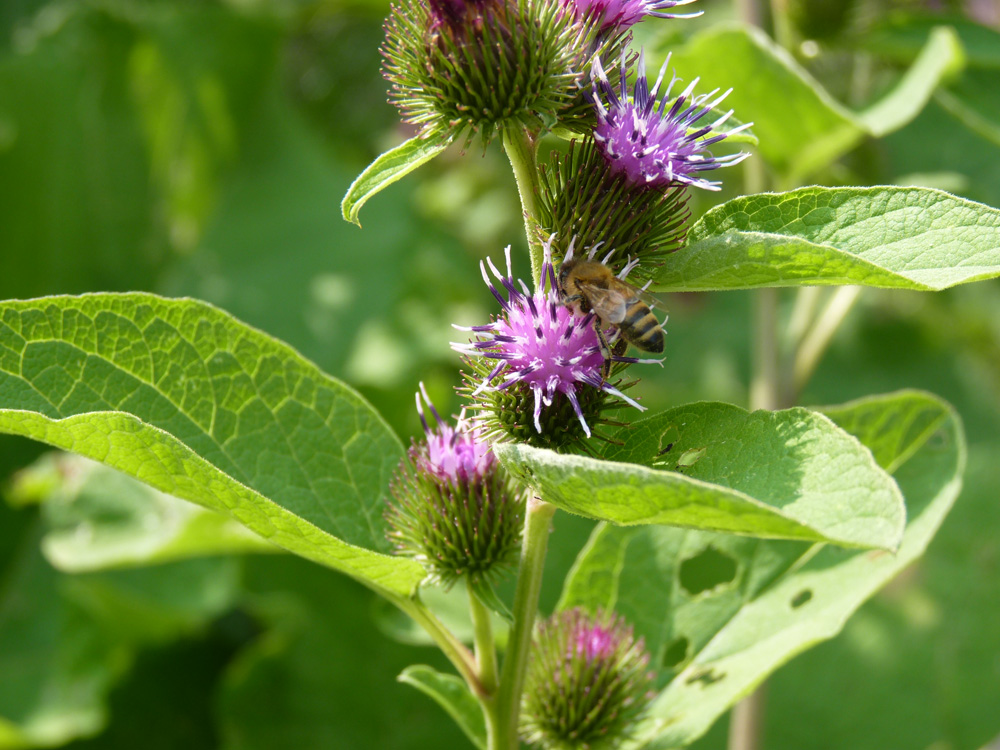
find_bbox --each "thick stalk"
[494,496,556,749]
[392,593,483,697]
[502,127,544,287]
[469,586,501,748]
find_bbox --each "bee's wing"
[578,281,629,324]
[632,285,669,313]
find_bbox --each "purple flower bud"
[386,384,524,586]
[592,50,752,190]
[522,608,655,749]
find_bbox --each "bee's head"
[556,259,576,295]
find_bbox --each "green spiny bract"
[535,138,690,283]
[521,608,655,750]
[381,0,593,146]
[387,458,524,587]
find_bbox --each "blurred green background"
[0,0,998,748]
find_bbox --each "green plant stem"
[750,287,782,411]
[392,593,483,697]
[470,586,499,693]
[793,285,862,396]
[502,127,544,287]
[495,495,556,749]
[469,586,502,748]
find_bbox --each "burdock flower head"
[521,607,655,749]
[569,0,701,33]
[381,0,592,146]
[593,50,752,190]
[386,384,524,587]
[453,240,645,451]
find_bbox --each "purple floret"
[592,50,752,190]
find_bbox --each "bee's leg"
[612,337,628,359]
[594,324,614,379]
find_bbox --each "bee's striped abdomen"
[620,302,664,353]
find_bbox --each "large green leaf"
[657,186,1000,291]
[558,390,963,749]
[495,401,905,550]
[8,453,279,572]
[341,135,452,227]
[662,25,962,181]
[0,294,425,596]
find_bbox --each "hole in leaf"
[679,546,738,596]
[686,667,725,687]
[791,589,812,608]
[675,446,707,470]
[662,636,689,668]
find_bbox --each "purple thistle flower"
[414,382,495,483]
[592,50,752,191]
[452,241,644,439]
[571,0,701,32]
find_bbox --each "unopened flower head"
[521,608,655,750]
[592,50,752,190]
[382,0,592,146]
[453,239,645,450]
[570,0,701,33]
[536,138,690,279]
[386,384,523,586]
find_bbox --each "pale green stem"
[502,127,544,287]
[495,496,556,749]
[786,286,822,348]
[729,689,769,750]
[769,0,795,51]
[750,287,782,411]
[732,3,774,746]
[469,585,502,748]
[470,586,499,693]
[391,593,483,697]
[793,285,862,396]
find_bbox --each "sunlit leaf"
[559,391,963,749]
[0,294,425,596]
[341,135,451,226]
[495,401,905,550]
[658,186,1000,291]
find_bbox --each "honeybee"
[558,259,666,353]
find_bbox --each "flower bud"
[382,0,592,145]
[521,608,655,749]
[535,138,690,282]
[386,384,524,586]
